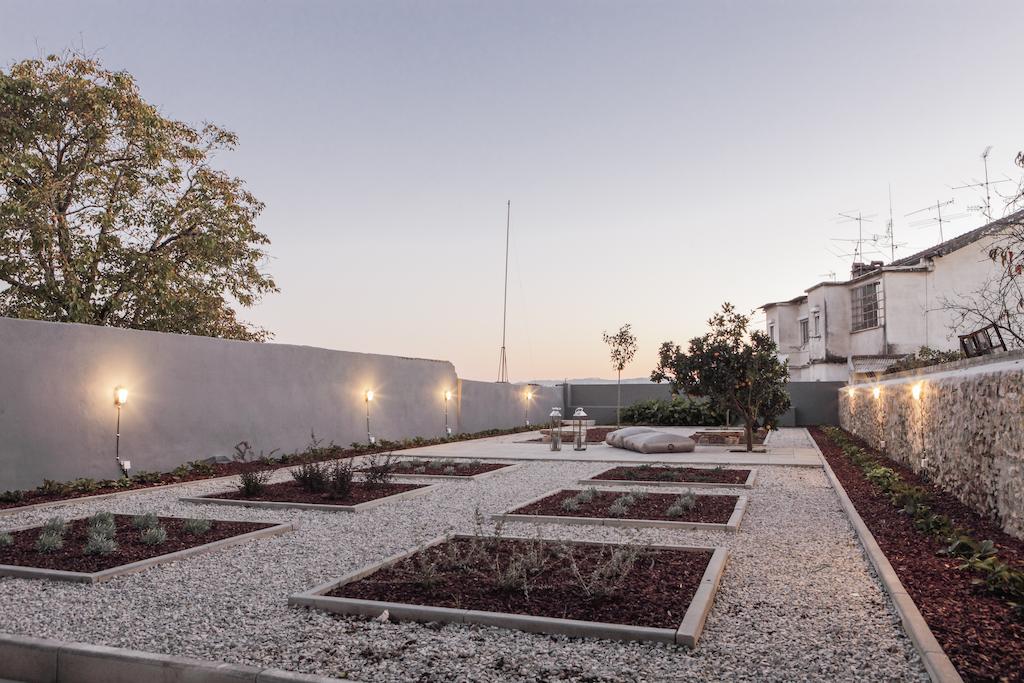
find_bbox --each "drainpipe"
[881,279,889,354]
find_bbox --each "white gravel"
[0,457,929,682]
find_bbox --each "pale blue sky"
[4,1,1022,379]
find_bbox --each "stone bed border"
[0,632,346,683]
[179,483,441,513]
[288,532,729,647]
[579,466,758,489]
[815,444,963,683]
[0,519,294,584]
[491,488,748,532]
[383,461,525,481]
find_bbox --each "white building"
[762,210,1023,381]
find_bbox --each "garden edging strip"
[815,449,962,683]
[0,632,349,682]
[389,462,525,481]
[0,522,294,583]
[288,533,728,647]
[180,483,441,513]
[579,467,757,489]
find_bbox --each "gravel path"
[0,454,929,682]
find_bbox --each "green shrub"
[236,463,273,497]
[561,497,581,512]
[84,532,118,556]
[291,459,328,492]
[0,532,13,546]
[35,530,64,553]
[0,490,25,504]
[140,526,168,546]
[131,512,159,530]
[620,396,726,426]
[42,517,67,535]
[183,518,212,535]
[325,460,354,500]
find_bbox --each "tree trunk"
[744,420,753,452]
[616,369,622,427]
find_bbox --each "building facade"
[763,211,1023,381]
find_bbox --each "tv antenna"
[905,199,969,244]
[951,146,1013,221]
[833,211,876,262]
[496,200,511,383]
[818,271,837,282]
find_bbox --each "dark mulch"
[510,490,738,523]
[0,515,272,573]
[810,427,1024,682]
[329,536,712,629]
[590,466,750,485]
[206,480,425,506]
[378,461,510,477]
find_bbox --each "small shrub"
[325,460,355,500]
[131,512,159,530]
[88,511,116,527]
[236,463,273,497]
[469,459,482,468]
[666,503,685,517]
[292,459,328,492]
[0,490,25,504]
[140,526,168,546]
[183,518,212,535]
[413,466,426,474]
[88,519,117,539]
[456,461,471,471]
[35,530,64,553]
[608,501,629,517]
[362,453,396,488]
[43,517,68,535]
[674,489,697,511]
[561,497,581,512]
[443,466,457,476]
[0,532,13,547]
[84,531,118,556]
[576,487,597,504]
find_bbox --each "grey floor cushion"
[606,426,655,447]
[623,431,697,453]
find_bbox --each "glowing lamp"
[872,386,881,400]
[444,390,452,402]
[365,390,374,402]
[911,382,922,401]
[114,386,129,407]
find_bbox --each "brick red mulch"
[510,490,738,523]
[0,516,272,573]
[590,466,750,485]
[330,537,712,629]
[809,427,1024,682]
[379,462,511,476]
[206,480,425,506]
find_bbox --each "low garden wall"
[838,353,1024,539]
[0,317,559,491]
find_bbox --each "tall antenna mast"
[887,185,896,262]
[906,198,966,244]
[982,146,993,221]
[950,146,1012,221]
[496,200,510,383]
[836,211,875,263]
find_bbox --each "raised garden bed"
[810,427,1024,682]
[0,513,289,582]
[373,458,520,479]
[181,480,436,513]
[0,424,539,513]
[583,465,755,488]
[494,488,746,531]
[289,533,728,646]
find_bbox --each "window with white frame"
[851,281,881,331]
[799,318,809,345]
[769,323,775,341]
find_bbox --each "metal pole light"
[113,387,130,477]
[524,390,533,426]
[549,407,562,451]
[365,390,375,445]
[573,407,589,451]
[444,390,453,437]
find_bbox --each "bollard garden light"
[365,390,376,445]
[524,389,533,426]
[113,386,131,477]
[572,407,588,451]
[444,390,453,437]
[549,407,562,451]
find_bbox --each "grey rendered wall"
[0,317,540,491]
[564,383,674,425]
[776,381,844,426]
[457,379,561,434]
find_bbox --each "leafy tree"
[0,53,276,340]
[650,303,790,451]
[602,323,637,426]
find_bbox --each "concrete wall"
[776,381,844,426]
[563,383,674,425]
[457,379,560,434]
[838,354,1024,540]
[0,317,554,491]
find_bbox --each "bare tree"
[602,323,637,427]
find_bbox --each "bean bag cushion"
[606,426,655,447]
[623,432,697,454]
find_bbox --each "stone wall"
[838,354,1024,539]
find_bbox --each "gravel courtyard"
[0,449,929,682]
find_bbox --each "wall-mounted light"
[911,382,923,401]
[443,390,453,436]
[872,386,881,400]
[365,390,375,445]
[846,387,856,398]
[113,386,130,477]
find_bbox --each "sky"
[3,1,1023,381]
